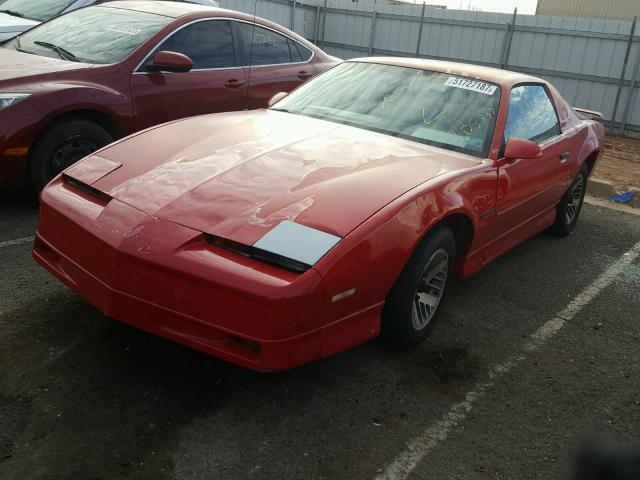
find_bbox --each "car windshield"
[9,6,171,64]
[272,62,501,157]
[0,0,77,22]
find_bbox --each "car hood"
[0,47,94,83]
[76,110,480,246]
[0,13,39,33]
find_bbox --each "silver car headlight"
[207,220,341,273]
[0,93,31,111]
[253,220,341,267]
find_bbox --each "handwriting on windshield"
[414,107,446,126]
[452,108,495,136]
[376,85,413,110]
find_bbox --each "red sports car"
[34,58,604,371]
[0,0,336,190]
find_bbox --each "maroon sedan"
[0,0,337,190]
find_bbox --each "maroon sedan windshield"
[10,6,171,63]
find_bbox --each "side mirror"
[268,91,289,107]
[146,51,193,73]
[504,137,542,160]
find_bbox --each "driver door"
[490,84,574,253]
[130,19,248,130]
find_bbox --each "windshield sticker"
[106,25,142,36]
[445,77,497,96]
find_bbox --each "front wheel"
[381,226,456,348]
[550,164,588,237]
[30,119,113,192]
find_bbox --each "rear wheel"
[550,164,588,237]
[30,119,113,191]
[381,226,456,347]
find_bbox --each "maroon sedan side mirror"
[504,137,543,160]
[146,51,193,73]
[268,92,289,107]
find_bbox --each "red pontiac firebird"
[34,58,604,371]
[0,0,336,190]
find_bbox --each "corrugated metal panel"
[536,0,640,20]
[219,0,640,134]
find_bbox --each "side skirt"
[458,205,557,279]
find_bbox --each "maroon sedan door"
[130,19,248,130]
[232,21,320,110]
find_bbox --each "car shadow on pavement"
[0,281,484,479]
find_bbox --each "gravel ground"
[1,192,639,480]
[596,136,640,195]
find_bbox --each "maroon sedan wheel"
[30,119,113,192]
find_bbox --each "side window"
[504,85,561,143]
[152,20,235,70]
[237,23,292,65]
[289,39,312,62]
[288,39,303,62]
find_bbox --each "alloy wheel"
[565,175,585,225]
[411,248,449,330]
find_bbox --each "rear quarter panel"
[547,83,604,176]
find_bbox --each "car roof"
[352,57,545,89]
[98,0,220,18]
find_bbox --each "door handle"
[224,79,246,88]
[297,71,313,80]
[560,152,570,162]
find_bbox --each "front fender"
[313,163,496,325]
[25,75,133,134]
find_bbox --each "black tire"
[550,164,588,237]
[30,119,113,191]
[381,226,456,348]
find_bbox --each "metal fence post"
[319,0,328,48]
[621,42,640,136]
[290,0,297,30]
[611,16,637,131]
[500,8,517,68]
[368,11,377,56]
[415,2,426,56]
[313,4,321,45]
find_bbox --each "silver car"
[0,0,220,42]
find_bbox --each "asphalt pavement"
[1,190,639,480]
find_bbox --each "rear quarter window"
[236,22,292,66]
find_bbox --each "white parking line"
[375,239,640,480]
[0,236,34,248]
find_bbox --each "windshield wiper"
[0,10,26,18]
[34,41,79,62]
[0,9,24,18]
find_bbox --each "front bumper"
[33,178,379,371]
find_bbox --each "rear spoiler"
[574,107,603,121]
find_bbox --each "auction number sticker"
[445,77,497,95]
[106,24,142,36]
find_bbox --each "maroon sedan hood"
[83,110,480,245]
[0,48,94,84]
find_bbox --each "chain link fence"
[220,0,640,137]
